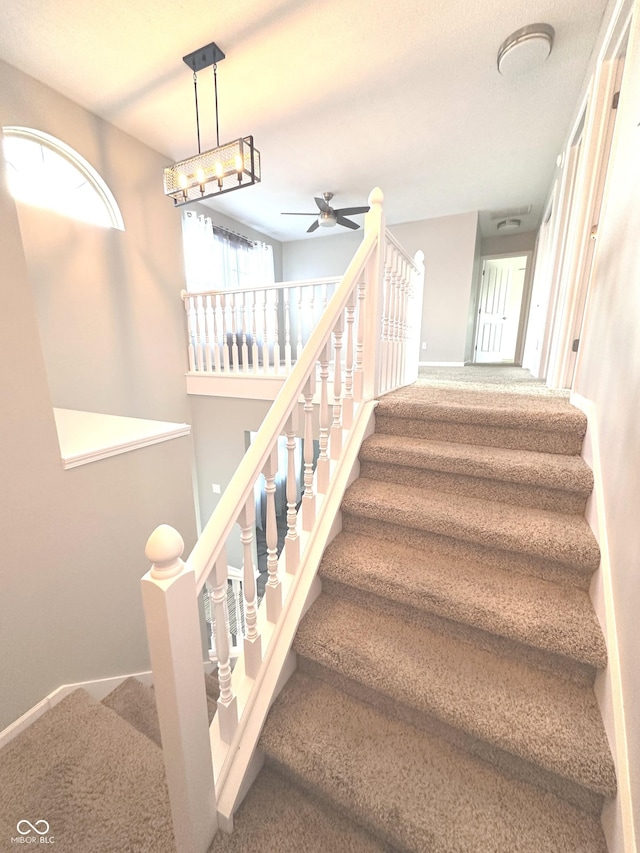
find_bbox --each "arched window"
[2,126,124,230]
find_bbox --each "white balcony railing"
[181,277,341,376]
[141,189,425,851]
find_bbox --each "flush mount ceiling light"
[497,24,555,76]
[163,42,261,206]
[497,218,521,231]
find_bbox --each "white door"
[474,257,526,364]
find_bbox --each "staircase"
[0,673,219,851]
[213,380,616,852]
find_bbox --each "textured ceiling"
[0,0,607,241]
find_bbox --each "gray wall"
[1,58,190,422]
[481,230,537,257]
[0,61,197,729]
[282,211,479,364]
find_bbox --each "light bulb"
[196,168,205,185]
[178,173,188,189]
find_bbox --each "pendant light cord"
[213,63,220,148]
[193,71,201,154]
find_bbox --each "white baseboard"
[571,391,637,853]
[0,670,153,751]
[418,361,465,367]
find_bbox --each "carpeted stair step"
[374,386,586,455]
[319,531,607,673]
[293,593,615,802]
[359,433,593,513]
[344,513,594,590]
[0,689,175,851]
[260,671,607,853]
[342,478,600,573]
[102,671,221,751]
[209,765,387,852]
[102,676,162,747]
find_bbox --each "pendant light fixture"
[163,42,261,206]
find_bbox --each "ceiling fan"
[281,192,370,233]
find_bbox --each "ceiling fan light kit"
[497,23,555,77]
[163,42,261,206]
[282,191,370,233]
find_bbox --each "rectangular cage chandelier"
[163,42,261,206]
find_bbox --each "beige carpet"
[0,673,219,851]
[0,368,616,851]
[252,368,615,852]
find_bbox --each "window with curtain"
[181,209,274,293]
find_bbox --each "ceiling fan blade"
[307,219,320,233]
[281,212,318,216]
[334,206,370,217]
[314,196,332,213]
[336,216,360,230]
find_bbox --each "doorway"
[473,255,528,364]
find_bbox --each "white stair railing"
[141,189,424,852]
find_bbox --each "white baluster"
[272,290,280,374]
[204,581,216,658]
[380,241,394,391]
[330,312,344,460]
[302,373,316,531]
[262,290,270,372]
[221,294,230,372]
[182,292,196,372]
[231,578,242,653]
[241,292,249,373]
[354,276,366,401]
[230,293,239,372]
[309,285,316,343]
[212,294,222,372]
[297,285,304,361]
[343,288,356,428]
[285,410,300,573]
[263,445,282,622]
[251,291,260,374]
[204,294,213,372]
[211,547,238,744]
[238,498,261,678]
[194,295,205,372]
[317,342,331,493]
[284,288,292,372]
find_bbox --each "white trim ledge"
[186,372,286,400]
[53,408,191,470]
[419,360,466,367]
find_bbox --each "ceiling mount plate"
[183,42,225,72]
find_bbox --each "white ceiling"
[0,0,608,241]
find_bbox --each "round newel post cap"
[368,187,384,207]
[145,524,185,580]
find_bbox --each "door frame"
[544,5,632,388]
[470,251,533,366]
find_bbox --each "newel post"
[362,187,386,400]
[141,525,217,853]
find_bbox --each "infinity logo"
[16,820,50,836]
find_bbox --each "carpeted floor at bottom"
[0,689,175,853]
